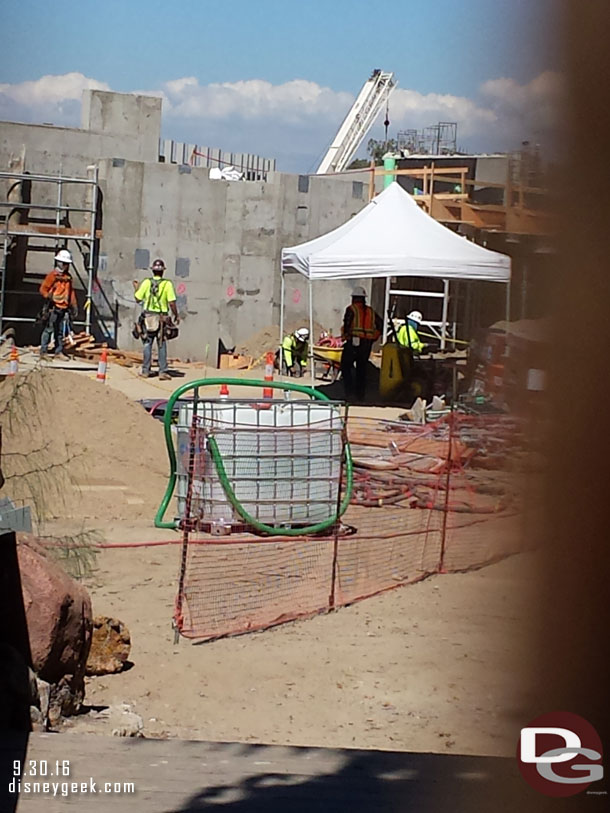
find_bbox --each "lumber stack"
[62,332,143,367]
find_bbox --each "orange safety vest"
[346,302,380,341]
[40,270,75,310]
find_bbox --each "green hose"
[207,434,352,536]
[155,378,353,531]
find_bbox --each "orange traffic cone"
[96,348,108,382]
[219,382,229,399]
[8,345,18,376]
[263,351,274,399]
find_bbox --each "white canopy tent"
[280,181,511,383]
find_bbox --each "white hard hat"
[55,249,73,264]
[408,310,423,324]
[295,327,309,341]
[352,286,367,298]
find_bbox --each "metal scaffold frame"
[0,166,99,335]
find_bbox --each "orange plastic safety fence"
[175,411,536,641]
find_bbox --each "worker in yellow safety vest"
[397,310,425,354]
[277,327,309,376]
[341,286,382,401]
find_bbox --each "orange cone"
[219,382,229,398]
[96,348,108,382]
[8,345,18,376]
[263,351,274,399]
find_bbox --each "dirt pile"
[236,321,331,362]
[0,368,168,526]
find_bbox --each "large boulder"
[17,537,92,712]
[86,616,131,675]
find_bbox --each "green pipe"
[155,378,349,530]
[208,434,352,536]
[383,153,397,189]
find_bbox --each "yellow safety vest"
[397,323,424,352]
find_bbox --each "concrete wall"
[0,89,374,356]
[81,90,161,163]
[97,161,372,358]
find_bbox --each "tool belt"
[133,312,179,341]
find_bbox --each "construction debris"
[60,332,144,367]
[219,352,252,370]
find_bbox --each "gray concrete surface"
[1,732,544,813]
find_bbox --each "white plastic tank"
[176,400,344,528]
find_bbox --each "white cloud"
[478,70,562,143]
[0,71,562,170]
[0,72,110,125]
[385,87,498,139]
[157,77,354,125]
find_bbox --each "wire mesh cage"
[175,399,346,533]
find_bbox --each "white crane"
[316,69,396,174]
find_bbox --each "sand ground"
[11,360,538,757]
[65,518,538,758]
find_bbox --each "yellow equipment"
[379,343,412,399]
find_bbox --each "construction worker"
[341,286,382,401]
[397,310,425,354]
[277,327,309,376]
[39,248,78,360]
[133,259,179,380]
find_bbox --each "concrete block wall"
[81,90,161,163]
[97,158,373,359]
[1,88,376,356]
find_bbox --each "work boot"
[58,352,71,361]
[39,353,52,362]
[139,371,153,378]
[159,372,171,381]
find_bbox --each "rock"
[49,674,85,724]
[16,537,92,718]
[36,677,50,726]
[30,705,43,728]
[98,703,143,737]
[17,538,92,684]
[86,616,131,676]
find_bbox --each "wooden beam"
[374,166,547,195]
[7,224,103,238]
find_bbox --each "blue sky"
[1,0,559,172]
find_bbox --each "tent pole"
[308,279,315,386]
[440,279,449,350]
[279,269,285,373]
[382,276,391,343]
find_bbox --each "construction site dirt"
[2,364,541,757]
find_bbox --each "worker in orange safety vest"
[340,286,382,401]
[38,248,78,360]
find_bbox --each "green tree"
[366,138,399,164]
[346,158,371,170]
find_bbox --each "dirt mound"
[236,322,330,362]
[0,368,168,527]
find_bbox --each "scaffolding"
[0,166,100,336]
[397,122,458,156]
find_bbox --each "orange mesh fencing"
[174,411,535,641]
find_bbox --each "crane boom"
[316,70,396,174]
